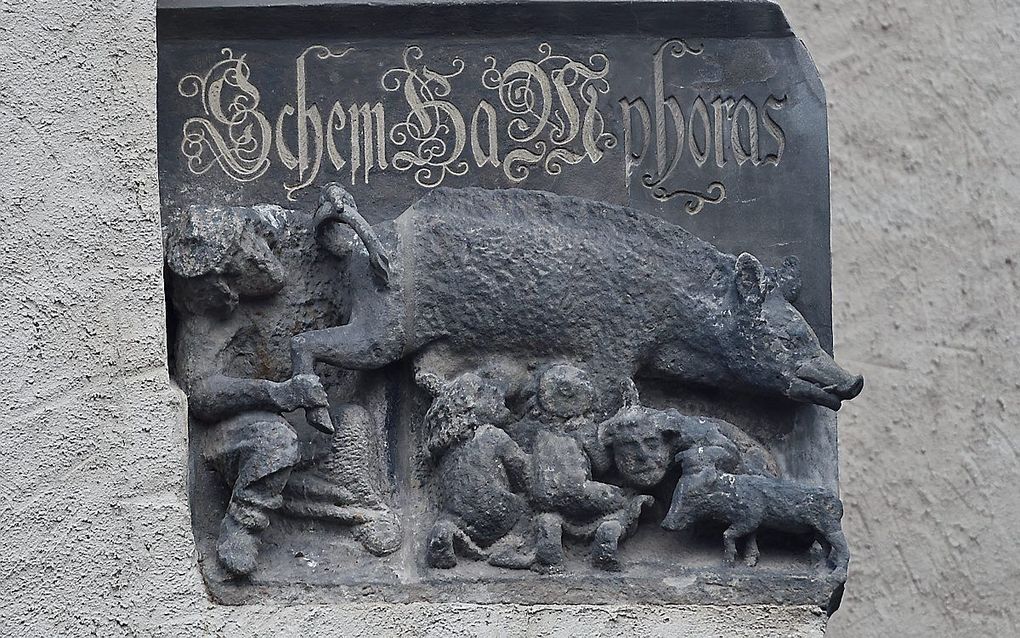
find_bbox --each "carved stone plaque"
[158,0,862,609]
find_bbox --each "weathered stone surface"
[155,0,862,612]
[8,0,1018,635]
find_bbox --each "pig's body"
[661,470,849,580]
[293,187,863,411]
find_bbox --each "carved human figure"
[599,381,777,496]
[166,203,398,576]
[519,365,652,571]
[419,371,533,569]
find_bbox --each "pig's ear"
[735,252,767,307]
[777,255,802,302]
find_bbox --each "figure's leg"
[591,520,624,571]
[427,519,459,568]
[427,518,488,567]
[451,525,489,562]
[211,416,300,577]
[535,513,565,568]
[488,534,537,570]
[350,506,402,557]
[278,499,373,525]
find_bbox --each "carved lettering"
[762,95,787,166]
[618,97,651,180]
[471,100,501,168]
[384,46,469,188]
[177,41,788,206]
[178,49,273,181]
[731,96,761,166]
[483,43,616,182]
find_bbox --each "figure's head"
[164,204,288,316]
[533,364,595,423]
[600,406,683,489]
[420,371,513,458]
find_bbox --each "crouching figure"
[662,444,849,582]
[419,371,534,569]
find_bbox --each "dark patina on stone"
[158,0,859,611]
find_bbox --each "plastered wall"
[784,0,1020,635]
[0,0,1016,636]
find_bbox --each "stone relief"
[165,184,861,593]
[164,202,400,578]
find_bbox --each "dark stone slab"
[157,0,856,610]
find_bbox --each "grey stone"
[163,183,860,607]
[155,0,862,615]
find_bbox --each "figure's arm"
[498,435,532,494]
[176,314,328,425]
[580,422,612,477]
[188,373,327,424]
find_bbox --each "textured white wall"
[0,0,1016,635]
[783,0,1020,635]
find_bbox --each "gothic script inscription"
[177,41,789,214]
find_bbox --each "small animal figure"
[419,371,533,569]
[662,451,849,582]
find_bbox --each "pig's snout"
[792,357,865,409]
[836,373,865,400]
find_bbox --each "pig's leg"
[822,525,850,580]
[744,532,760,567]
[722,519,757,566]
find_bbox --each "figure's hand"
[274,374,329,412]
[290,373,329,409]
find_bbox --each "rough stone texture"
[3,0,1018,637]
[0,0,822,635]
[782,1,1020,636]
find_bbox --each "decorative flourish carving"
[178,49,272,182]
[482,43,617,182]
[382,46,470,188]
[657,38,704,59]
[651,181,727,214]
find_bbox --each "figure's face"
[450,374,513,427]
[537,365,594,419]
[613,423,672,489]
[224,226,286,298]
